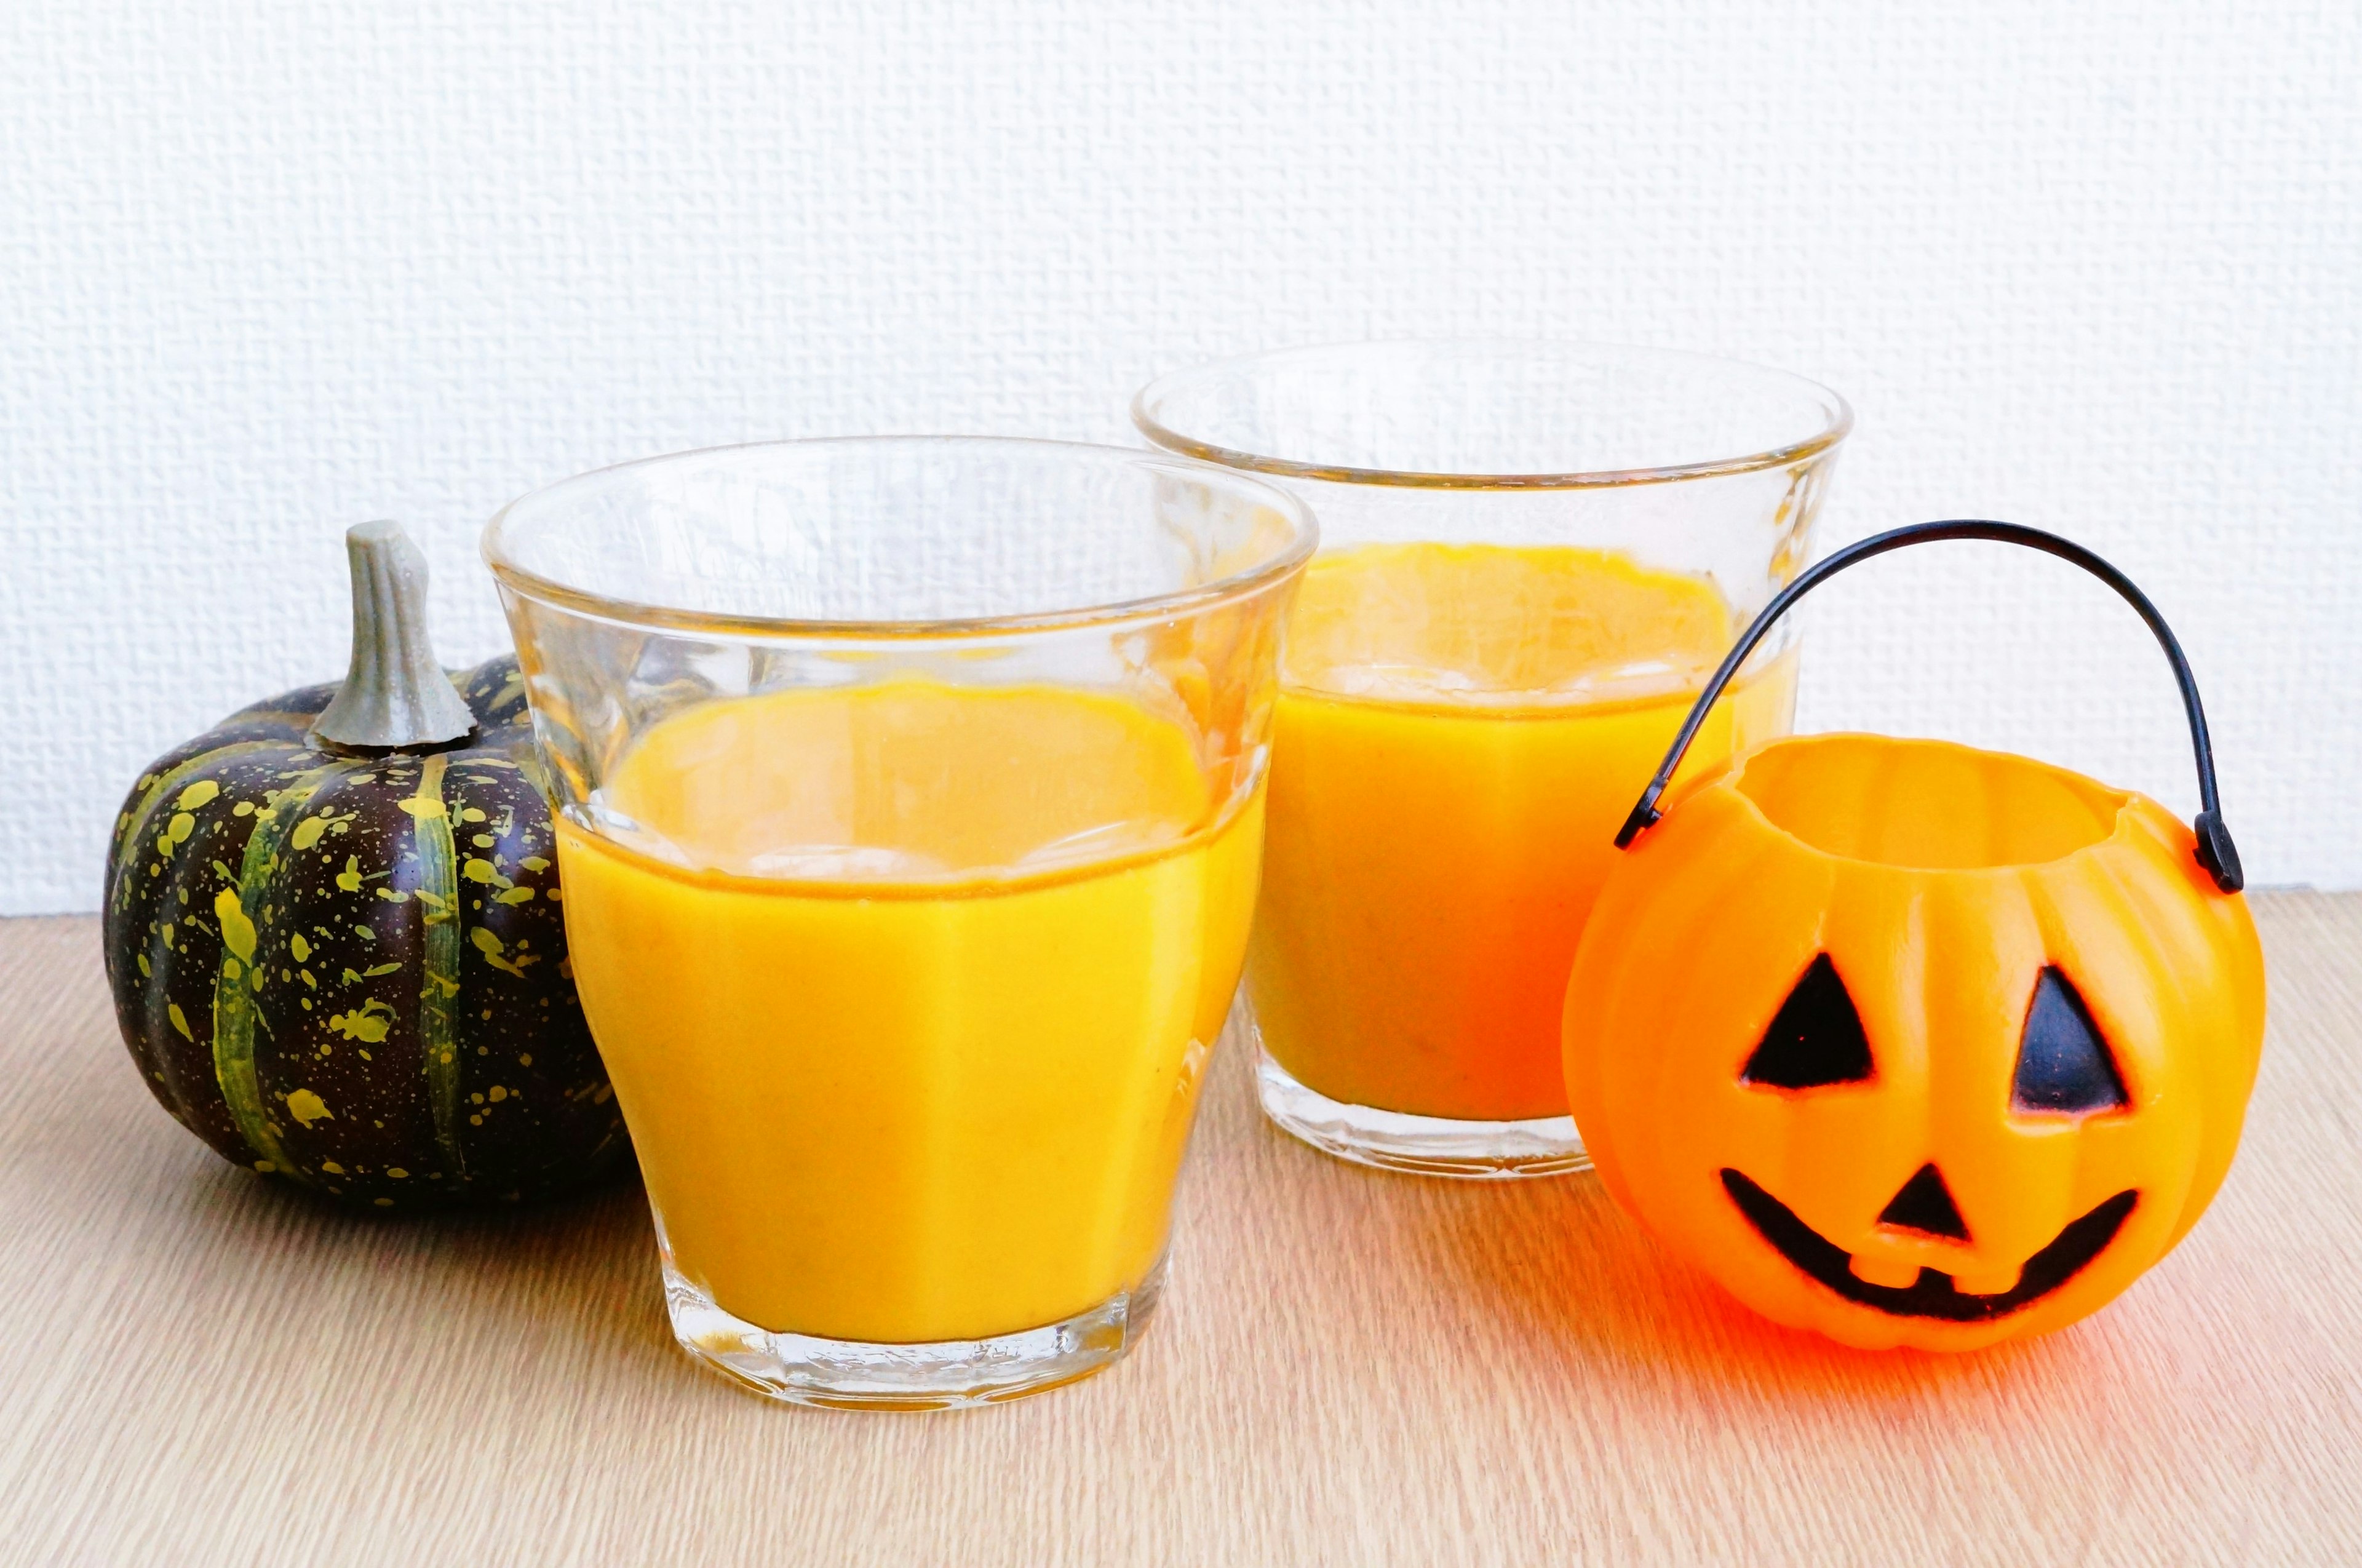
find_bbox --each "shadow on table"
[28,924,680,1375]
[157,1141,674,1356]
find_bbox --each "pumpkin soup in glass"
[486,437,1311,1406]
[1136,341,1849,1177]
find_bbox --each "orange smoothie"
[557,679,1260,1344]
[1251,543,1794,1121]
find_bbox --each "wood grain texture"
[1,897,2357,1566]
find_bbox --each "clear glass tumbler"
[483,439,1313,1406]
[1134,343,1850,1179]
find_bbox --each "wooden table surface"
[2,896,2358,1566]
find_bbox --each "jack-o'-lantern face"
[1720,955,2138,1323]
[1565,734,2267,1352]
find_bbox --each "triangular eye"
[2013,968,2128,1114]
[1742,953,1874,1089]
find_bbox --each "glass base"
[1254,1038,1591,1180]
[660,1252,1167,1410]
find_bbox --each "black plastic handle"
[1613,520,2243,893]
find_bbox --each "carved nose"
[1877,1163,1970,1240]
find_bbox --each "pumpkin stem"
[309,522,480,754]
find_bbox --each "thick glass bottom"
[1254,1033,1591,1180]
[661,1248,1168,1410]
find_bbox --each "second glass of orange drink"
[1135,343,1850,1177]
[484,439,1313,1404]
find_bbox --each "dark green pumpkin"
[101,523,626,1209]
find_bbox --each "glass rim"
[1131,338,1855,490]
[481,435,1321,641]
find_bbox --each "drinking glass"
[484,438,1313,1406]
[1134,343,1850,1178]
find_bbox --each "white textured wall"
[4,0,2356,912]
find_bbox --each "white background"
[4,0,2356,912]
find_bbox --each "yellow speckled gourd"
[101,523,624,1209]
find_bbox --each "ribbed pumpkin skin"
[103,656,627,1209]
[1563,733,2266,1351]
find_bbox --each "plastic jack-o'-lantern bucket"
[1563,520,2265,1351]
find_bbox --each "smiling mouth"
[1720,1170,2139,1322]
